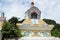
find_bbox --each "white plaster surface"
[19,37,60,40]
[3,37,60,40]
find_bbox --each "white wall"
[19,37,60,40]
[3,37,60,40]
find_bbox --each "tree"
[51,24,60,38]
[18,19,25,23]
[43,19,60,38]
[8,17,22,40]
[43,19,56,25]
[1,22,22,40]
[8,17,18,25]
[8,17,19,30]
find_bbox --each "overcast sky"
[0,0,60,23]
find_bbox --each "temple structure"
[0,12,6,30]
[17,2,54,37]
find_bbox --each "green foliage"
[43,19,60,38]
[43,19,56,25]
[2,22,22,38]
[8,17,18,25]
[51,24,60,38]
[2,17,22,39]
[18,19,25,23]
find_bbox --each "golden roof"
[17,19,47,26]
[22,19,46,24]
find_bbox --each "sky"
[0,0,60,23]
